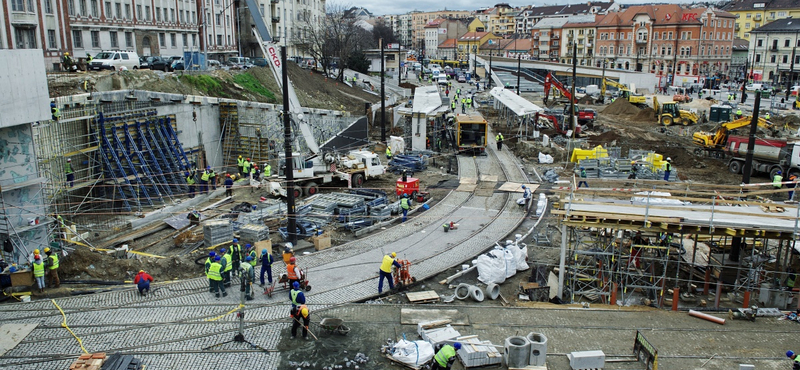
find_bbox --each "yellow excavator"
[601,78,647,107]
[653,96,703,126]
[692,116,773,157]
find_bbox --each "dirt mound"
[588,130,621,146]
[60,246,202,282]
[577,95,594,105]
[634,108,656,122]
[683,99,716,109]
[603,98,641,115]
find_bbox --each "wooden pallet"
[385,354,424,370]
[406,290,440,304]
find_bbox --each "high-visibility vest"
[287,263,298,280]
[231,244,242,261]
[208,262,223,281]
[240,262,253,280]
[205,257,212,275]
[380,255,395,273]
[788,273,796,288]
[249,250,257,266]
[451,101,456,109]
[223,253,232,271]
[33,262,45,277]
[264,164,271,177]
[386,147,392,157]
[201,171,210,181]
[774,174,783,188]
[291,289,302,305]
[496,134,503,141]
[400,198,410,210]
[65,163,73,174]
[736,110,742,116]
[243,160,251,173]
[467,98,472,105]
[186,176,195,185]
[48,254,59,269]
[766,113,771,120]
[434,345,456,367]
[665,163,672,171]
[237,157,244,167]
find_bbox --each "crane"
[692,116,774,157]
[601,78,647,107]
[543,72,573,104]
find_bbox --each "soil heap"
[603,98,641,116]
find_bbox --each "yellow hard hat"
[391,252,397,258]
[65,52,69,56]
[139,270,144,273]
[33,249,40,254]
[301,307,309,317]
[44,247,51,253]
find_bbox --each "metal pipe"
[688,309,725,325]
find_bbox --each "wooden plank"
[406,290,440,303]
[497,182,539,193]
[0,324,37,356]
[459,177,478,184]
[385,354,422,370]
[400,308,470,325]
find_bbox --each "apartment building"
[457,31,499,61]
[724,0,800,41]
[0,0,71,68]
[560,14,599,66]
[749,18,800,83]
[532,17,567,62]
[516,1,618,35]
[423,18,471,59]
[475,3,516,36]
[411,10,470,51]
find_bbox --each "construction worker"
[456,88,461,96]
[432,342,462,370]
[663,158,672,182]
[61,52,76,72]
[400,194,411,222]
[200,167,211,194]
[496,132,504,150]
[251,165,260,181]
[44,247,59,288]
[786,350,800,370]
[788,175,799,201]
[466,96,472,109]
[451,99,456,112]
[187,209,201,227]
[260,248,273,286]
[221,248,232,287]
[282,244,294,264]
[186,171,196,198]
[628,161,638,179]
[65,158,74,188]
[286,256,303,288]
[766,112,771,121]
[264,162,271,177]
[578,167,589,188]
[386,146,392,160]
[786,268,796,290]
[208,255,226,298]
[290,281,306,310]
[241,256,255,300]
[50,101,60,121]
[32,255,45,293]
[736,108,743,119]
[445,88,449,96]
[208,168,217,190]
[461,97,466,113]
[224,174,233,197]
[291,304,310,340]
[205,251,216,292]
[378,252,402,294]
[237,155,245,176]
[134,270,154,296]
[230,239,243,278]
[242,158,252,178]
[774,170,784,189]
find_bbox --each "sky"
[351,0,691,17]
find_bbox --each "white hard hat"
[666,157,672,161]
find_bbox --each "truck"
[243,0,386,198]
[725,135,800,179]
[692,116,773,157]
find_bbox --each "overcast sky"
[353,0,690,17]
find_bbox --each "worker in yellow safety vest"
[221,248,233,287]
[774,170,783,189]
[386,146,392,160]
[200,167,211,194]
[186,171,196,198]
[242,158,252,178]
[45,247,59,288]
[432,343,462,370]
[237,155,245,176]
[205,252,216,292]
[378,252,401,293]
[32,255,45,293]
[208,255,226,298]
[264,163,271,177]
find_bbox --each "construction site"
[0,46,799,370]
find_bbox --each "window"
[755,54,761,62]
[667,46,672,55]
[47,29,57,48]
[124,4,130,19]
[192,34,196,46]
[91,31,99,47]
[170,8,175,22]
[170,33,176,47]
[136,5,141,19]
[786,39,791,47]
[91,0,98,16]
[12,0,24,11]
[162,8,167,21]
[115,3,121,18]
[226,15,230,26]
[68,0,75,14]
[609,46,614,54]
[746,13,751,19]
[45,0,53,13]
[72,30,83,48]
[770,55,776,63]
[125,31,132,47]
[145,5,150,20]
[216,14,221,25]
[104,1,110,16]
[701,46,704,56]
[783,55,789,63]
[779,11,787,17]
[667,31,672,40]
[757,38,763,47]
[155,7,161,21]
[180,10,184,23]
[159,32,165,47]
[110,31,118,47]
[217,34,223,45]
[653,32,659,40]
[745,22,751,29]
[182,33,187,46]
[15,29,36,49]
[79,0,86,15]
[227,35,231,45]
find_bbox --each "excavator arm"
[243,0,320,156]
[543,72,573,103]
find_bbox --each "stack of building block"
[417,322,461,348]
[239,224,270,246]
[457,337,503,368]
[203,220,232,248]
[69,353,106,370]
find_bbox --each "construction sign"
[633,330,658,370]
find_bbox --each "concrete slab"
[400,308,471,326]
[498,182,539,193]
[456,184,478,192]
[0,324,37,356]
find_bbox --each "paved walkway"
[0,137,529,369]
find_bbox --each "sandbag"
[538,152,554,164]
[502,247,517,278]
[476,247,508,284]
[391,339,434,367]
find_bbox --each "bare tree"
[298,2,371,82]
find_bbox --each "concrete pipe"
[526,332,548,366]
[503,336,531,368]
[485,283,500,300]
[455,283,470,300]
[469,285,485,302]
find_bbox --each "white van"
[437,75,448,85]
[89,50,140,71]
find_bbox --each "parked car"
[457,74,466,83]
[745,83,768,91]
[227,57,251,69]
[150,56,181,71]
[208,60,221,69]
[252,58,268,67]
[412,62,421,71]
[171,57,185,71]
[437,75,448,85]
[89,50,141,71]
[139,56,158,69]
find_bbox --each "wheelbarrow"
[263,268,311,297]
[316,317,350,335]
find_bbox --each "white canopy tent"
[490,87,544,139]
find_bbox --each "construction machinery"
[653,96,703,126]
[243,0,386,198]
[672,87,692,103]
[541,73,596,129]
[535,110,582,136]
[543,72,574,105]
[692,116,773,157]
[725,135,800,178]
[601,78,647,107]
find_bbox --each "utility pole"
[380,38,386,143]
[516,53,521,95]
[742,91,762,185]
[282,46,296,245]
[488,52,492,89]
[570,42,577,134]
[743,50,755,104]
[787,46,796,100]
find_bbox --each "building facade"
[0,0,70,68]
[560,15,598,66]
[748,18,800,84]
[475,3,516,36]
[532,17,567,62]
[724,0,800,41]
[411,10,469,52]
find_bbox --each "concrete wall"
[0,50,51,127]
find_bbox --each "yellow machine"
[601,78,647,107]
[653,96,702,126]
[692,116,772,157]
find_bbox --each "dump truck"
[725,135,800,179]
[692,116,773,157]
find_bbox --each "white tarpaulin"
[490,87,543,116]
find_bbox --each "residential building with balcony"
[0,0,70,69]
[723,0,800,41]
[560,14,599,66]
[457,31,499,62]
[517,1,618,35]
[532,17,567,62]
[423,18,471,59]
[475,3,517,36]
[272,0,326,58]
[411,10,470,53]
[748,18,800,84]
